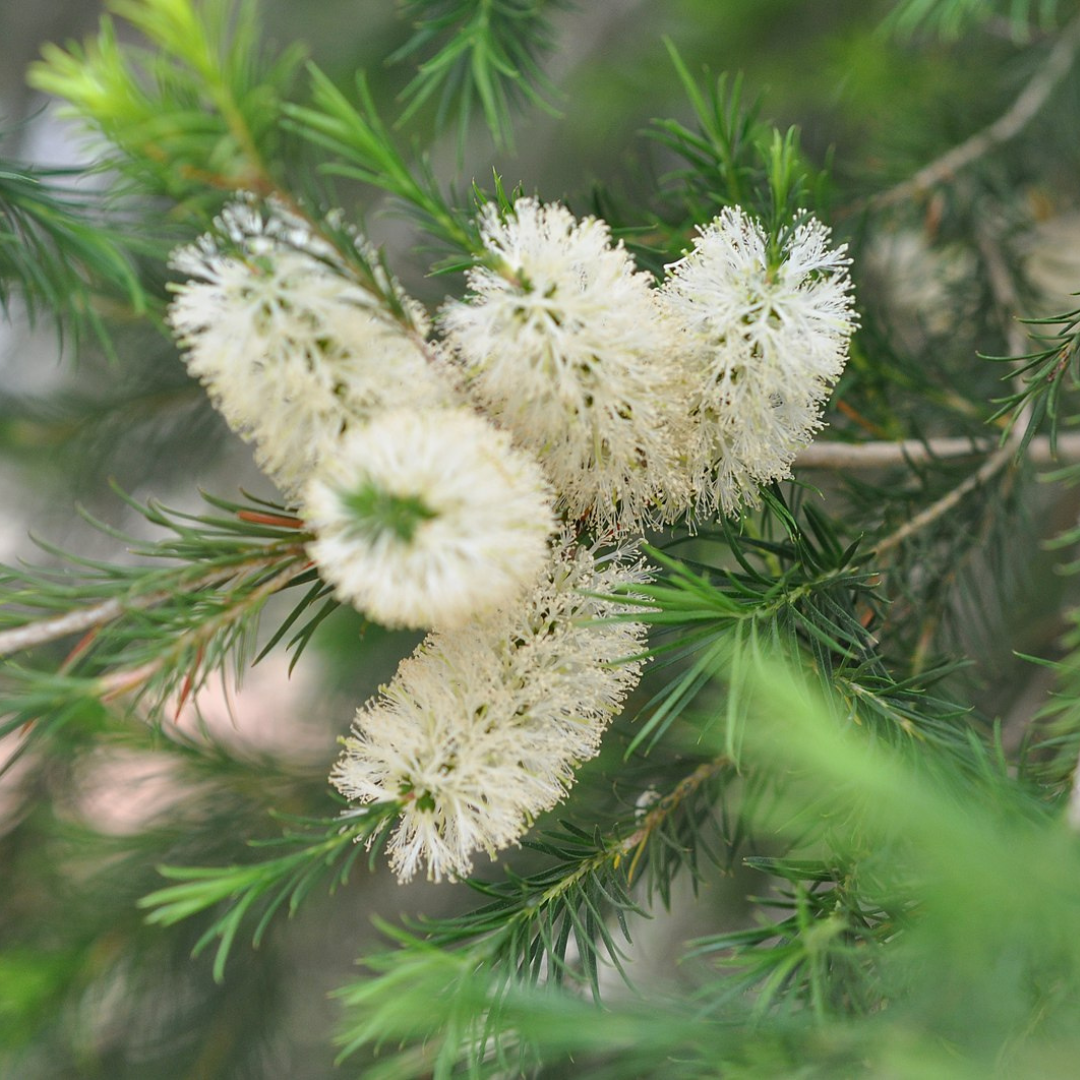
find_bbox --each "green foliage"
[884,0,1069,39]
[630,497,973,768]
[0,157,147,347]
[390,0,569,151]
[140,806,399,982]
[987,303,1080,454]
[9,0,1080,1077]
[717,664,1080,1079]
[0,490,317,749]
[323,662,1080,1078]
[649,44,829,264]
[132,491,1000,1075]
[328,774,737,1076]
[29,0,306,217]
[282,65,482,260]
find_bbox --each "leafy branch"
[649,42,827,262]
[139,806,399,982]
[689,656,1077,1042]
[29,0,306,216]
[687,854,896,1020]
[619,495,983,782]
[622,508,873,758]
[390,0,567,150]
[984,304,1080,455]
[0,157,147,348]
[135,749,730,1058]
[334,754,732,1070]
[29,0,443,327]
[329,650,1080,1079]
[0,491,323,743]
[283,65,482,260]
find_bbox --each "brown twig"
[623,757,730,883]
[0,551,304,659]
[793,430,1080,470]
[96,560,311,702]
[857,15,1080,214]
[872,441,1017,558]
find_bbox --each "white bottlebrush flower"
[331,537,653,883]
[661,207,857,516]
[168,197,456,500]
[333,647,543,884]
[303,407,556,631]
[441,197,689,535]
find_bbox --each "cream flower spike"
[442,197,689,535]
[331,536,654,882]
[168,197,455,500]
[303,407,556,631]
[661,207,857,517]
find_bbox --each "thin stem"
[444,755,730,966]
[0,550,304,659]
[860,14,1080,213]
[872,441,1015,558]
[96,560,311,701]
[794,431,1080,470]
[623,756,729,883]
[870,208,1036,558]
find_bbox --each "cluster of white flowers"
[169,198,553,629]
[331,539,652,881]
[167,192,856,882]
[440,199,856,528]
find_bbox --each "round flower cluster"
[304,407,554,630]
[167,193,856,881]
[169,199,553,630]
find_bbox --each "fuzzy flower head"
[442,197,689,534]
[661,207,857,516]
[168,197,455,500]
[335,648,538,883]
[331,536,653,882]
[303,407,556,631]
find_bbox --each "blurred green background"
[3,2,1080,1076]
